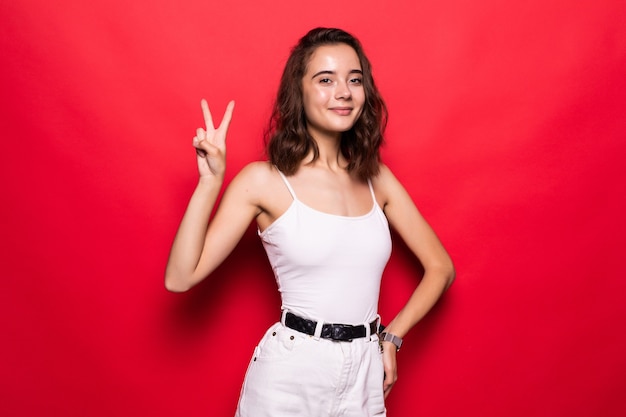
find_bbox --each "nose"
[335,80,352,100]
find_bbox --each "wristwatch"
[380,332,403,351]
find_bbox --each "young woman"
[165,27,455,417]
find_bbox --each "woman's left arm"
[374,164,456,397]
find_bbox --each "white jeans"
[235,322,386,417]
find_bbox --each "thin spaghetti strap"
[366,178,377,204]
[276,169,298,200]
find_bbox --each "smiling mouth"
[329,107,353,115]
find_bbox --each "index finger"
[200,99,215,131]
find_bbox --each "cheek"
[351,92,365,122]
[354,89,366,106]
[304,88,330,114]
[312,87,331,104]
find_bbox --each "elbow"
[429,259,455,290]
[165,281,189,293]
[424,261,455,291]
[443,261,456,290]
[446,266,456,289]
[164,264,210,292]
[164,272,192,293]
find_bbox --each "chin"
[333,119,358,132]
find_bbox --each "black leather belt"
[283,311,379,342]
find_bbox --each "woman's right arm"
[164,99,261,292]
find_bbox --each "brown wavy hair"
[265,27,388,180]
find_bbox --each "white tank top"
[259,170,392,325]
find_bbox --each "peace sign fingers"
[193,99,235,178]
[199,99,235,147]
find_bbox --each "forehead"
[305,43,361,73]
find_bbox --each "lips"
[329,107,353,116]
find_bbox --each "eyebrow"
[311,69,363,79]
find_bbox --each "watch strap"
[380,332,403,351]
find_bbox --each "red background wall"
[2,1,625,416]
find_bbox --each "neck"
[305,131,346,171]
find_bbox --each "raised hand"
[192,99,235,178]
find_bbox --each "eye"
[350,77,363,85]
[319,78,333,84]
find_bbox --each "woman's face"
[301,43,365,140]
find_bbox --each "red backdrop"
[2,1,625,416]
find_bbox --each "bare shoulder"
[375,163,396,181]
[371,163,404,205]
[235,160,274,181]
[230,161,292,229]
[373,163,401,184]
[230,161,278,192]
[228,161,287,210]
